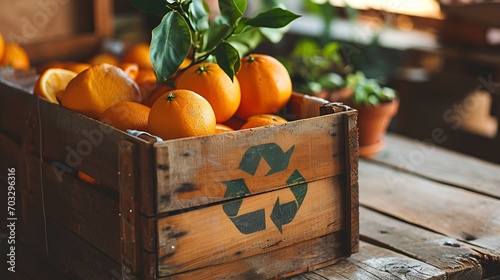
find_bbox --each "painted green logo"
[222,143,308,234]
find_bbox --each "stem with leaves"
[131,0,300,83]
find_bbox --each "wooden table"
[291,132,500,280]
[4,133,500,279]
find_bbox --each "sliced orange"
[34,68,77,104]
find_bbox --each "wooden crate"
[0,0,113,65]
[0,1,359,278]
[0,75,359,278]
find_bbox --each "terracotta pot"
[351,98,400,157]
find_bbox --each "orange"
[143,83,175,107]
[119,63,139,80]
[123,43,153,69]
[135,68,157,85]
[0,32,5,62]
[59,63,141,119]
[64,62,91,74]
[78,171,100,186]
[34,68,77,104]
[240,114,287,130]
[215,123,234,134]
[88,53,119,66]
[98,101,150,131]
[0,43,30,70]
[135,68,158,102]
[176,62,241,123]
[148,89,216,140]
[235,54,292,119]
[179,57,192,71]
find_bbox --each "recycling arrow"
[271,170,308,233]
[239,143,295,176]
[222,179,266,234]
[222,143,308,235]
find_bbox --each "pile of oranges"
[0,32,31,70]
[6,38,293,141]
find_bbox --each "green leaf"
[218,0,247,25]
[245,8,300,28]
[203,17,233,52]
[226,27,263,58]
[214,42,240,81]
[150,12,191,83]
[130,0,170,14]
[259,26,287,44]
[189,0,209,32]
[367,95,380,106]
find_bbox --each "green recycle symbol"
[222,143,308,234]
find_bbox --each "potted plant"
[279,39,349,98]
[343,71,399,157]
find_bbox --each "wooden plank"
[321,101,360,258]
[24,35,102,65]
[3,0,114,64]
[359,207,492,279]
[30,155,121,262]
[45,219,121,280]
[155,111,350,213]
[0,243,72,280]
[136,136,156,217]
[371,133,500,199]
[142,251,158,280]
[0,83,151,196]
[163,230,350,280]
[359,159,500,256]
[118,141,141,279]
[156,176,346,276]
[0,133,20,184]
[92,0,114,37]
[19,134,47,256]
[292,241,446,280]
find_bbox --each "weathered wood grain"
[359,159,500,256]
[0,242,72,280]
[28,155,121,262]
[371,133,500,199]
[359,207,490,279]
[118,140,141,279]
[19,0,113,64]
[292,241,446,280]
[157,176,346,276]
[164,231,350,280]
[0,81,158,216]
[45,219,121,280]
[155,111,349,213]
[0,133,20,184]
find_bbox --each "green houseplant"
[344,71,399,157]
[280,39,348,97]
[282,39,399,157]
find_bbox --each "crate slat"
[161,230,349,279]
[156,176,346,276]
[154,113,347,213]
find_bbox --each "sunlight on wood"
[312,0,443,19]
